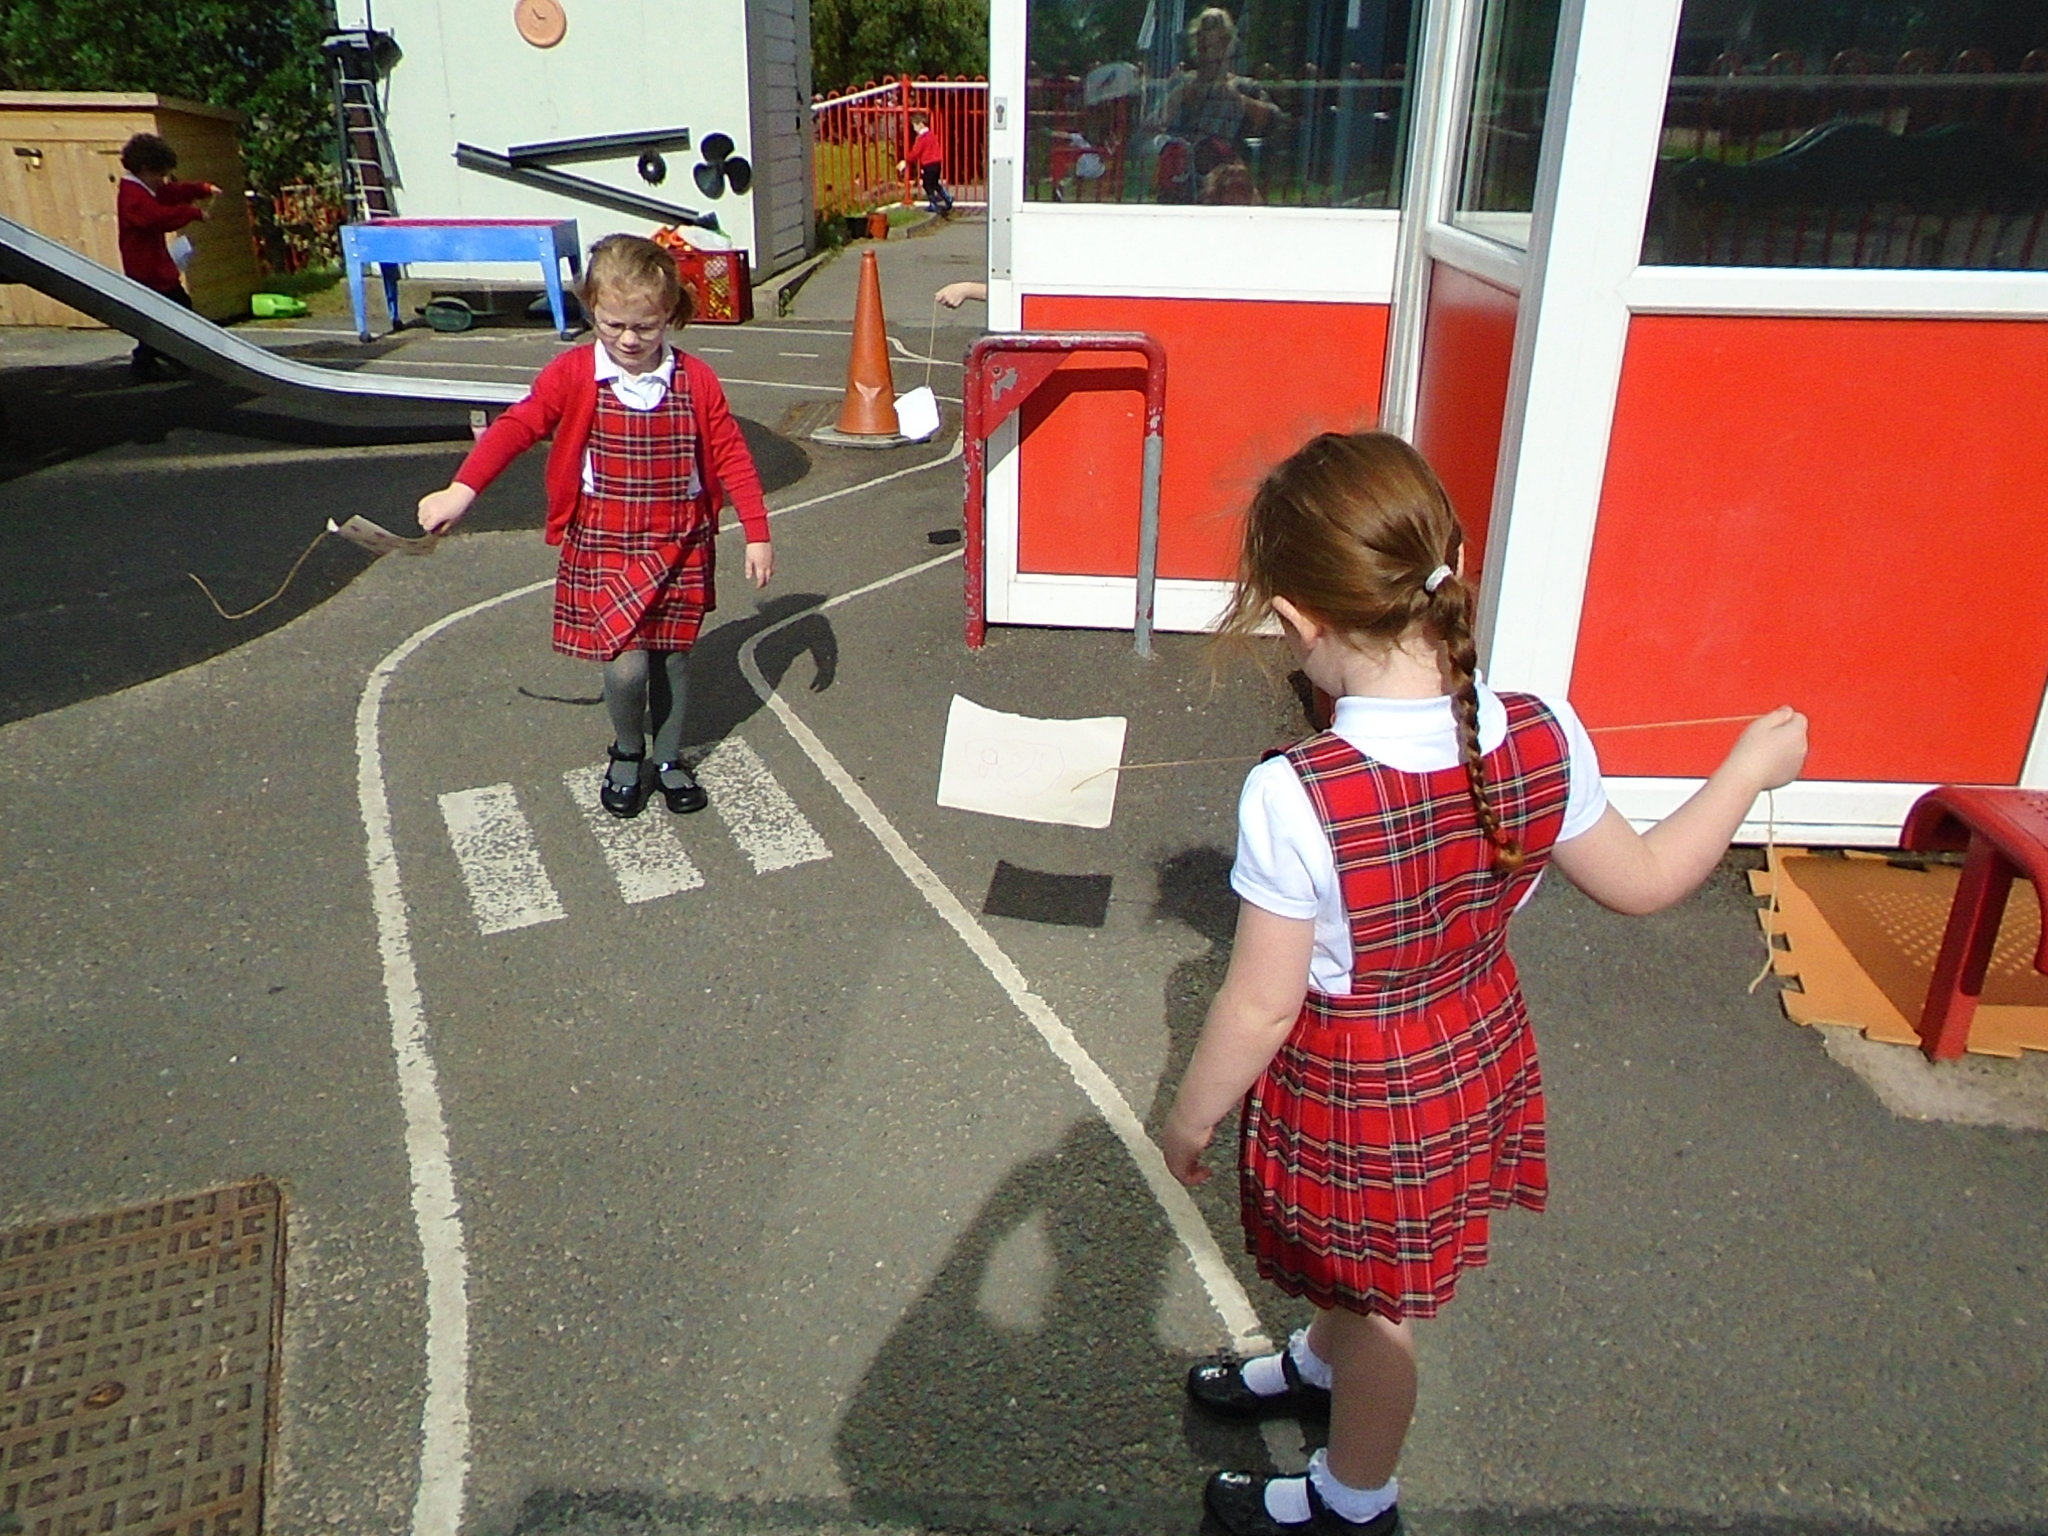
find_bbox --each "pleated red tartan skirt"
[1238,961,1547,1320]
[551,497,715,661]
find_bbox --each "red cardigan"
[117,176,210,291]
[455,346,771,547]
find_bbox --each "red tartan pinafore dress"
[1238,694,1573,1320]
[552,373,714,661]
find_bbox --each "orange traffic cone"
[834,248,900,437]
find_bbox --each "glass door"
[1381,0,1563,574]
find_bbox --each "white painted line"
[697,345,735,354]
[694,737,831,873]
[564,765,706,902]
[737,553,1271,1356]
[777,349,822,359]
[358,577,550,1536]
[763,430,964,523]
[438,783,567,934]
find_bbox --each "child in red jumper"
[416,234,774,818]
[897,112,953,215]
[116,133,215,378]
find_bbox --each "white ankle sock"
[1240,1327,1333,1397]
[1307,1450,1398,1524]
[1262,1476,1313,1523]
[1289,1326,1334,1388]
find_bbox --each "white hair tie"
[1423,564,1453,593]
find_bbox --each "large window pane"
[1024,0,1419,207]
[1451,0,1563,248]
[1644,2,2048,269]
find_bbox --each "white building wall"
[335,0,788,274]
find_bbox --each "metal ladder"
[324,31,400,220]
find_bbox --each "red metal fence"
[812,76,988,218]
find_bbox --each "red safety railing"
[963,333,1167,655]
[812,76,989,218]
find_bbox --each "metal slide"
[0,212,525,405]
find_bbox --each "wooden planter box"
[0,91,258,327]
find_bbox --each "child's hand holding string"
[1727,705,1809,792]
[417,483,476,535]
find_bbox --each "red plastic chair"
[1898,787,2048,1060]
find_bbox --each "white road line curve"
[736,554,1272,1357]
[357,576,550,1536]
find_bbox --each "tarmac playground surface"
[2,218,2045,1536]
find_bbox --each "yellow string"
[1749,788,1781,995]
[1068,754,1257,791]
[186,526,331,622]
[1587,713,1760,735]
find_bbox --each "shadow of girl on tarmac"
[828,845,1275,1536]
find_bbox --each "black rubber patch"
[983,861,1113,928]
[1,1181,284,1536]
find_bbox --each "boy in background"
[116,132,215,379]
[898,112,953,216]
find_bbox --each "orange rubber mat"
[1752,848,2048,1058]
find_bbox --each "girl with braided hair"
[1161,431,1807,1536]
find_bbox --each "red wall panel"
[1016,295,1389,580]
[1573,314,2048,784]
[1409,263,1519,571]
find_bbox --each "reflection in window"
[1024,0,1418,208]
[1452,0,1562,248]
[1644,3,2048,269]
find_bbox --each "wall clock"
[514,0,567,48]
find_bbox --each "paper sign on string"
[328,515,440,557]
[936,695,1129,829]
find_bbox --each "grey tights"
[602,649,691,787]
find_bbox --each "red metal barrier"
[812,76,988,218]
[963,333,1167,655]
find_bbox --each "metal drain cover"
[2,1180,283,1536]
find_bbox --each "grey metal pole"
[1134,430,1164,659]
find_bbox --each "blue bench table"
[340,218,582,342]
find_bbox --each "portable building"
[983,0,2048,845]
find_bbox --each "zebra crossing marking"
[437,784,566,934]
[440,737,830,934]
[564,764,706,904]
[695,737,832,873]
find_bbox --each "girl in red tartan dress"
[1161,432,1808,1536]
[417,236,772,817]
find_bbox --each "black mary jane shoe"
[1186,1348,1332,1421]
[654,760,708,815]
[1203,1471,1400,1536]
[600,744,647,818]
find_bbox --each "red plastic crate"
[667,243,753,325]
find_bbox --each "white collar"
[1329,679,1493,738]
[592,342,674,385]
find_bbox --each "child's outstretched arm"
[1550,705,1808,916]
[416,370,567,532]
[1162,902,1314,1186]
